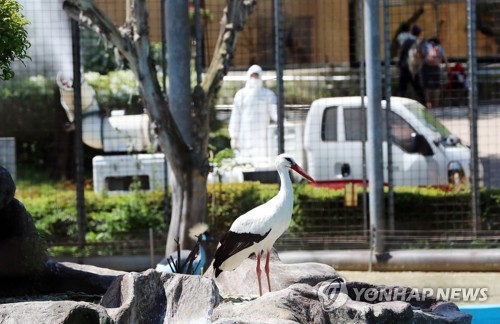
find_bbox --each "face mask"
[246,78,263,89]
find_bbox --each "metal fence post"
[358,0,370,271]
[364,0,385,255]
[383,0,394,234]
[467,0,480,234]
[71,19,86,250]
[274,0,285,155]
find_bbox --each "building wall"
[98,1,497,68]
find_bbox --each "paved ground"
[339,270,500,306]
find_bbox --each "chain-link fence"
[1,0,500,265]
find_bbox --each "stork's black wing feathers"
[213,229,271,277]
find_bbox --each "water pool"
[459,304,500,323]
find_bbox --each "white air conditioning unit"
[92,153,166,194]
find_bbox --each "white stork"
[213,153,314,296]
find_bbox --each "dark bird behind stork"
[156,223,213,275]
[213,153,315,296]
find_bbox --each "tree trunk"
[166,167,207,253]
[64,0,258,255]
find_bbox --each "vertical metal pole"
[160,0,169,240]
[194,0,203,86]
[358,0,369,270]
[71,19,86,250]
[383,0,394,234]
[467,0,480,234]
[161,0,167,95]
[274,0,285,155]
[364,0,385,255]
[149,227,155,268]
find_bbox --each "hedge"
[15,181,500,250]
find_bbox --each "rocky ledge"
[0,256,471,323]
[0,165,471,323]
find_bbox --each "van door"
[385,109,438,186]
[342,107,437,186]
[307,105,366,181]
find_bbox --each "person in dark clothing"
[398,25,425,105]
[421,37,449,108]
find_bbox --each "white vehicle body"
[216,96,482,188]
[303,97,481,187]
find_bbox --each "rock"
[213,283,327,323]
[163,272,221,322]
[346,281,437,310]
[0,300,112,324]
[0,198,47,281]
[101,269,220,323]
[339,282,471,324]
[0,165,47,283]
[0,165,15,210]
[205,249,340,296]
[327,299,413,323]
[413,302,472,323]
[0,264,473,324]
[101,269,167,323]
[40,261,126,295]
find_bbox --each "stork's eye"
[285,157,294,165]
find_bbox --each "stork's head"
[275,153,315,183]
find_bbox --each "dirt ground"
[339,271,500,306]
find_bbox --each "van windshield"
[403,101,458,146]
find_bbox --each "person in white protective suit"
[228,65,277,165]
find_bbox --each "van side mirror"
[411,133,434,156]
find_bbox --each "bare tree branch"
[63,0,132,62]
[203,0,257,99]
[63,0,192,183]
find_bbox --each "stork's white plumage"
[213,154,314,296]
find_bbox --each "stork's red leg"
[256,252,263,296]
[265,250,271,292]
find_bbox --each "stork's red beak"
[291,164,315,183]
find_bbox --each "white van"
[302,97,481,188]
[214,96,481,188]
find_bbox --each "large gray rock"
[0,165,47,284]
[0,263,473,324]
[208,252,471,324]
[413,302,472,323]
[163,272,221,322]
[206,250,340,296]
[40,261,126,295]
[327,299,413,323]
[337,281,471,324]
[0,300,112,324]
[213,283,326,323]
[0,198,47,282]
[101,269,220,323]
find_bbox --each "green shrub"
[15,179,500,256]
[0,0,31,80]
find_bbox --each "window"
[389,112,416,153]
[321,106,338,141]
[344,108,367,141]
[342,107,417,153]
